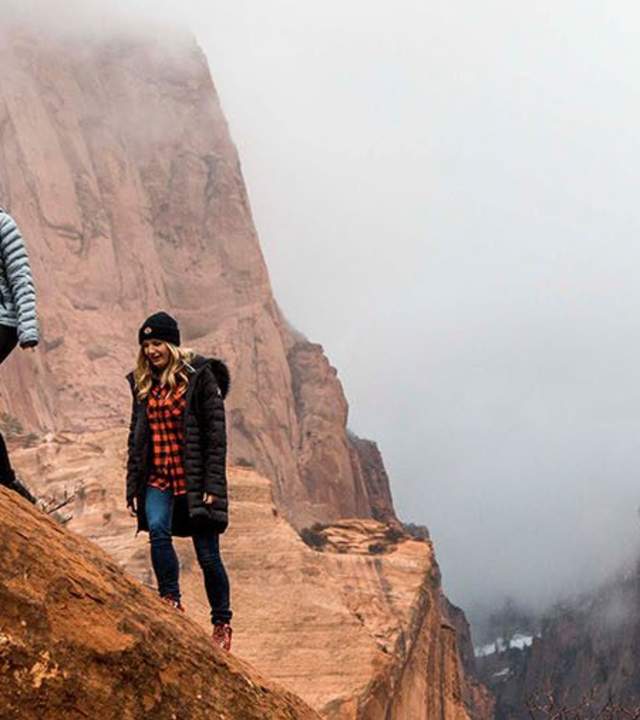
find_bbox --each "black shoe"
[1,470,37,504]
[11,478,37,504]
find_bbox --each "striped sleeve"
[0,213,39,346]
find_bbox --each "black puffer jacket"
[125,355,230,536]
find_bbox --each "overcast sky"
[20,0,640,628]
[180,0,640,624]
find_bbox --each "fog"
[10,1,640,627]
[188,1,640,625]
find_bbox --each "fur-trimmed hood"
[185,355,230,399]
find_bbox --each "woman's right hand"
[127,496,137,517]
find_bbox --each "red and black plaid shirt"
[147,383,188,496]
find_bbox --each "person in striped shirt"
[0,208,39,503]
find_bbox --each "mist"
[8,0,640,627]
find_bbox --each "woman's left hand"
[203,493,216,505]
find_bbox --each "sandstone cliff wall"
[0,15,491,718]
[443,598,496,720]
[0,22,392,529]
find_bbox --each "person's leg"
[0,325,20,491]
[0,432,13,487]
[0,423,36,501]
[192,531,232,625]
[0,325,18,366]
[145,487,181,601]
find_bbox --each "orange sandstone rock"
[0,14,492,719]
[0,485,320,720]
[11,431,490,719]
[0,20,394,531]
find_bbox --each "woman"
[0,207,39,503]
[125,311,233,651]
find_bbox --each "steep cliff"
[0,12,490,718]
[0,19,393,530]
[0,486,320,720]
[10,430,490,719]
[443,598,496,720]
[477,567,640,718]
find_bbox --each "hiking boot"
[212,623,232,652]
[161,595,184,612]
[11,478,38,505]
[1,470,37,505]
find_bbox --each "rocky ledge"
[0,486,319,720]
[10,429,491,719]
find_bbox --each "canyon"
[0,18,389,532]
[0,13,491,719]
[477,567,640,718]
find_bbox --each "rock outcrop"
[0,11,491,719]
[10,430,489,719]
[477,567,640,718]
[0,18,393,530]
[0,485,320,720]
[443,598,496,720]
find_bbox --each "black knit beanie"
[138,311,181,346]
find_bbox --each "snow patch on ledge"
[474,633,534,657]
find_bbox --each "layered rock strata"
[443,598,496,720]
[0,485,320,720]
[11,430,488,719]
[0,20,392,529]
[0,12,491,719]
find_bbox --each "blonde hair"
[134,342,195,400]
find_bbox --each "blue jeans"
[145,486,232,625]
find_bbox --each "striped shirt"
[146,383,187,496]
[0,210,39,346]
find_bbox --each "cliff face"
[0,486,320,720]
[0,14,490,719]
[10,430,489,720]
[0,21,392,530]
[477,568,640,718]
[443,598,496,720]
